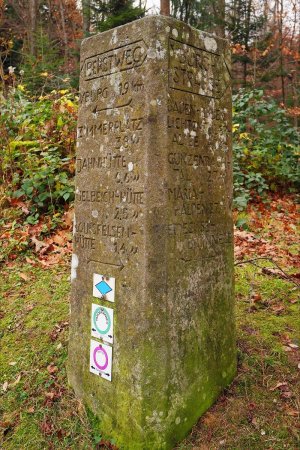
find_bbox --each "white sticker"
[90,339,112,381]
[91,304,114,344]
[93,274,115,302]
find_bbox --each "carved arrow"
[180,256,193,263]
[87,259,125,270]
[92,98,133,114]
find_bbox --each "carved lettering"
[76,189,144,205]
[174,201,221,217]
[168,185,203,201]
[115,133,140,148]
[82,41,147,80]
[77,117,144,139]
[76,154,127,172]
[172,132,199,147]
[113,241,138,255]
[74,234,96,249]
[76,221,135,238]
[168,152,211,169]
[79,87,109,104]
[169,39,228,98]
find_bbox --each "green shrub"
[232,89,299,209]
[0,86,77,225]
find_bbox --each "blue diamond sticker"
[95,280,112,296]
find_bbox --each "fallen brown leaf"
[62,208,74,229]
[10,374,21,387]
[39,254,62,266]
[288,343,299,349]
[39,243,54,255]
[56,428,65,439]
[96,439,119,450]
[31,236,47,252]
[40,419,54,435]
[202,412,218,427]
[19,273,29,281]
[52,232,66,246]
[25,256,37,265]
[252,293,262,303]
[45,392,55,400]
[283,346,293,352]
[271,305,285,315]
[281,391,292,399]
[286,409,298,417]
[47,364,58,374]
[251,417,259,428]
[270,382,288,391]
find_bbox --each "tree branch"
[235,257,300,287]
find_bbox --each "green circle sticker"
[93,306,111,335]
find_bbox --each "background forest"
[0,0,299,240]
[0,2,299,449]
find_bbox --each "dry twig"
[234,257,300,287]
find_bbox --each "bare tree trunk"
[243,59,247,86]
[28,0,37,56]
[184,0,192,23]
[58,0,68,61]
[290,0,299,124]
[210,0,225,37]
[242,0,252,87]
[161,0,170,16]
[263,0,269,33]
[82,0,91,36]
[253,18,257,87]
[278,0,285,104]
[47,0,53,39]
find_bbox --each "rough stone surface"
[68,15,236,450]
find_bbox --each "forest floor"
[0,194,299,450]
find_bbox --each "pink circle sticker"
[93,345,108,371]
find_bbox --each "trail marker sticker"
[91,304,114,344]
[93,274,115,302]
[90,339,112,381]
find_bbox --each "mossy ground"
[0,197,299,450]
[0,262,94,449]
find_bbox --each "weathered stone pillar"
[68,15,235,450]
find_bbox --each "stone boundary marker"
[68,15,236,450]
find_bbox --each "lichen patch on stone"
[204,36,218,53]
